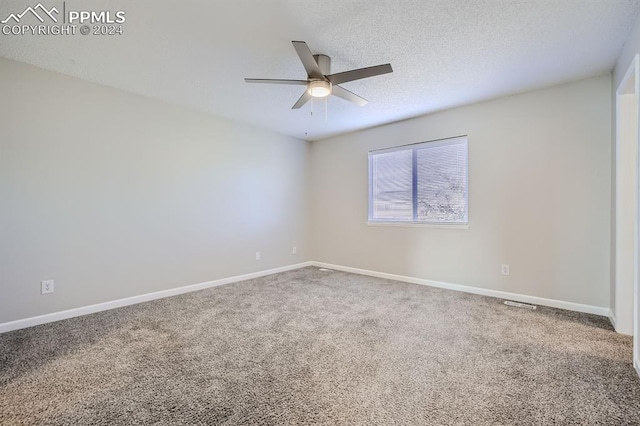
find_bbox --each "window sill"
[367,221,470,229]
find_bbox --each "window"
[368,136,468,225]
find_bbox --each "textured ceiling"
[1,0,639,141]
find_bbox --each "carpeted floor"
[1,267,639,425]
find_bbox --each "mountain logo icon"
[1,3,59,24]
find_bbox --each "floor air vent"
[504,300,537,310]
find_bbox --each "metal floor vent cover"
[504,300,537,310]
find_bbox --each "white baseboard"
[608,310,617,329]
[311,261,610,317]
[608,312,633,336]
[635,358,640,378]
[0,260,613,334]
[0,262,313,334]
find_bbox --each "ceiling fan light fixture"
[308,80,332,98]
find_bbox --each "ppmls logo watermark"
[2,2,126,36]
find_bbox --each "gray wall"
[309,75,612,308]
[0,58,310,323]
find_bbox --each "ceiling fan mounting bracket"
[312,54,331,75]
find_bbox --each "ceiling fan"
[245,41,393,109]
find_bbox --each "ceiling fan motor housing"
[308,55,332,97]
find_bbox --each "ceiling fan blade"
[244,78,308,85]
[292,41,323,79]
[327,64,393,85]
[331,85,368,106]
[292,90,312,109]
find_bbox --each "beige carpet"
[1,267,639,425]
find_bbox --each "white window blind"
[368,136,468,224]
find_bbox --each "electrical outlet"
[255,251,261,260]
[501,264,510,276]
[41,280,55,294]
[292,246,297,255]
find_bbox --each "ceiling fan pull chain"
[325,97,328,123]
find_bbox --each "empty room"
[2,0,640,424]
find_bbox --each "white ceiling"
[1,0,639,141]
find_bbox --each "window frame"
[367,135,469,228]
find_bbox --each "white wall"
[310,75,612,309]
[0,58,310,324]
[612,13,640,349]
[611,13,640,319]
[0,57,614,324]
[615,15,640,89]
